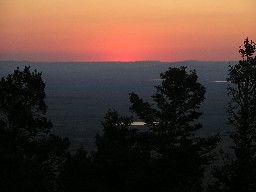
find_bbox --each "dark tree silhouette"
[93,110,137,191]
[60,109,139,192]
[93,110,162,192]
[60,110,160,192]
[0,66,51,137]
[60,146,101,192]
[0,66,70,192]
[210,38,256,192]
[129,66,220,191]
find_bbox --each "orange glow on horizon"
[1,0,256,61]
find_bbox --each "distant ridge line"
[0,60,238,63]
[134,60,161,63]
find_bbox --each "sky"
[1,0,255,62]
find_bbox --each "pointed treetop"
[239,37,256,58]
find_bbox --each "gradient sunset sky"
[1,0,255,62]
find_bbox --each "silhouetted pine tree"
[90,109,161,191]
[129,66,220,192]
[210,38,256,192]
[0,66,70,192]
[93,110,141,192]
[59,146,102,192]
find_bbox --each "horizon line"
[0,59,238,63]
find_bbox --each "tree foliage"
[129,66,220,191]
[94,110,141,191]
[0,66,70,192]
[60,146,100,192]
[210,38,256,192]
[90,110,162,191]
[88,67,219,191]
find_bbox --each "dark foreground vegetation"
[0,38,256,192]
